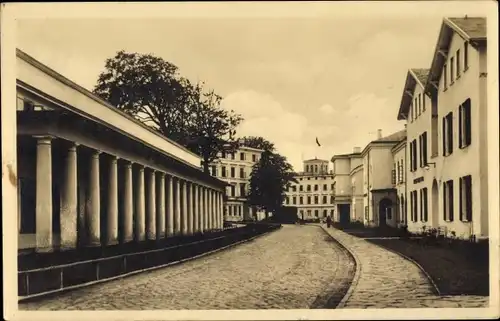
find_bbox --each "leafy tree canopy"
[239,136,275,152]
[248,150,298,216]
[93,50,243,172]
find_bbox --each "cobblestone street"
[19,225,355,310]
[321,225,489,309]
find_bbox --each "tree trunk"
[203,156,210,173]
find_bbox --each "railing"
[18,224,280,299]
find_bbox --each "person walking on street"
[326,215,332,228]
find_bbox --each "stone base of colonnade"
[18,223,281,299]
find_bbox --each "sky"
[15,2,491,171]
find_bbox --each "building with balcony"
[16,49,227,253]
[284,158,335,220]
[331,147,363,224]
[362,129,407,227]
[397,17,488,240]
[209,145,267,221]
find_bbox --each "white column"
[146,169,156,240]
[86,150,101,246]
[203,187,209,231]
[219,193,223,230]
[106,155,119,245]
[156,172,166,239]
[181,180,188,235]
[207,189,213,231]
[212,191,217,230]
[35,136,53,252]
[135,165,146,241]
[187,182,194,235]
[122,161,134,243]
[193,185,199,234]
[167,175,174,237]
[174,177,181,235]
[60,142,78,250]
[199,186,205,233]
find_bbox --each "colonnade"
[31,136,225,252]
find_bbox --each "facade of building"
[397,17,488,239]
[16,49,227,253]
[331,148,363,223]
[391,138,408,228]
[362,129,407,227]
[284,158,335,220]
[209,145,267,221]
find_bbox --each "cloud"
[319,104,335,115]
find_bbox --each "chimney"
[377,129,383,139]
[353,147,361,153]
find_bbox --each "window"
[459,99,472,148]
[391,163,396,185]
[240,152,245,161]
[239,167,245,178]
[323,210,328,217]
[364,206,369,220]
[221,151,226,159]
[464,41,469,71]
[330,209,334,216]
[240,184,246,197]
[443,112,453,156]
[292,185,297,192]
[314,196,319,204]
[443,180,454,221]
[450,57,455,84]
[398,159,404,183]
[230,167,235,178]
[420,188,428,222]
[414,97,419,118]
[299,185,303,192]
[221,166,227,178]
[410,139,417,171]
[314,184,318,191]
[307,185,311,192]
[285,197,289,205]
[211,166,217,176]
[293,196,297,205]
[443,63,448,90]
[230,185,236,197]
[314,165,318,172]
[456,49,461,78]
[307,196,311,205]
[299,196,303,204]
[231,153,235,160]
[323,184,327,191]
[411,190,418,222]
[418,94,422,116]
[331,184,334,190]
[459,175,472,221]
[423,94,426,112]
[314,210,319,217]
[400,195,406,223]
[323,196,327,204]
[330,196,334,204]
[419,132,428,167]
[252,154,256,162]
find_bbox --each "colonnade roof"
[16,48,227,189]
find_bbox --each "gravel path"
[20,225,355,310]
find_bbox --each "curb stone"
[318,225,362,309]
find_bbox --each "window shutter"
[443,184,447,221]
[459,177,464,221]
[465,100,472,146]
[423,132,428,165]
[419,190,423,221]
[466,176,472,221]
[449,181,454,221]
[448,114,453,154]
[442,117,447,155]
[409,143,413,171]
[459,105,463,148]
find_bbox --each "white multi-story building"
[209,145,267,221]
[284,158,335,220]
[331,147,363,223]
[391,138,408,228]
[397,17,488,240]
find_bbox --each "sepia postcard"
[1,1,499,320]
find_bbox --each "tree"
[93,51,243,173]
[239,136,275,152]
[186,87,243,173]
[248,150,298,217]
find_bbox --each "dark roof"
[374,129,407,143]
[424,17,487,96]
[411,68,430,87]
[447,17,487,40]
[396,68,429,120]
[304,158,328,163]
